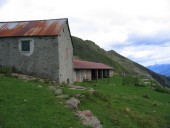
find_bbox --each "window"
[19,38,34,56]
[21,40,30,51]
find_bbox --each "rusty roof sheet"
[74,60,114,70]
[0,19,67,37]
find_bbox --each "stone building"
[0,19,74,84]
[74,60,114,82]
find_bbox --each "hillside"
[0,75,86,128]
[0,75,170,128]
[72,36,128,74]
[72,36,170,88]
[147,64,170,77]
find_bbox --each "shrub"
[153,85,170,94]
[134,83,146,87]
[152,101,160,107]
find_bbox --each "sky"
[0,0,170,66]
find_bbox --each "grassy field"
[0,74,170,128]
[64,76,170,128]
[0,75,87,128]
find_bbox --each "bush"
[0,66,12,77]
[153,85,170,94]
[135,83,146,87]
[152,101,160,107]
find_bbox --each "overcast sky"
[0,0,170,66]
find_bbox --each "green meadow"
[0,75,170,128]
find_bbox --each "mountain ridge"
[72,36,170,88]
[147,64,170,77]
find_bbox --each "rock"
[38,79,45,83]
[68,85,86,90]
[56,94,69,99]
[65,97,80,109]
[37,85,42,88]
[55,89,63,95]
[12,73,48,82]
[76,110,102,128]
[123,107,131,114]
[89,88,96,94]
[75,94,84,98]
[48,86,56,91]
[143,93,150,98]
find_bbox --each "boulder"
[48,86,56,91]
[76,110,102,128]
[65,97,80,109]
[75,94,85,98]
[143,93,150,98]
[68,85,86,90]
[56,94,69,99]
[55,89,63,95]
[89,88,96,94]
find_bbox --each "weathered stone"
[143,93,150,98]
[48,86,57,91]
[123,107,131,114]
[0,20,74,84]
[65,97,80,109]
[37,85,42,88]
[89,88,96,94]
[76,110,102,128]
[56,94,69,99]
[55,89,63,95]
[75,94,85,98]
[68,85,86,90]
[12,73,47,83]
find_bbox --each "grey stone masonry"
[0,23,74,84]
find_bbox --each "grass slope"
[64,76,170,128]
[107,50,170,88]
[0,75,170,128]
[72,36,170,87]
[0,75,87,128]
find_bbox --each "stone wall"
[74,69,114,82]
[74,69,92,82]
[58,23,74,84]
[109,69,114,77]
[0,36,59,81]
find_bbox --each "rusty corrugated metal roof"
[0,19,67,37]
[74,60,114,70]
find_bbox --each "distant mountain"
[147,64,170,77]
[72,36,170,88]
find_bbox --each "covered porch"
[74,60,114,82]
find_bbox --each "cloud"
[110,29,170,66]
[116,42,170,66]
[0,0,8,7]
[115,30,170,47]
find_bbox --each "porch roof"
[74,60,114,70]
